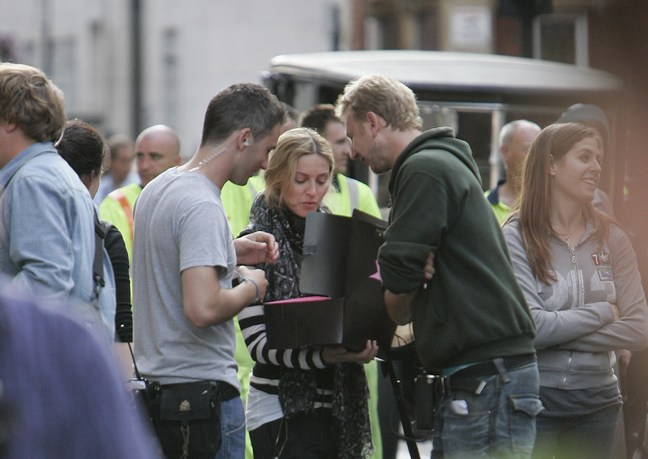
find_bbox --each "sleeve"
[178,200,231,274]
[502,223,616,350]
[237,305,327,370]
[558,227,648,352]
[9,175,76,300]
[104,224,132,342]
[378,167,443,294]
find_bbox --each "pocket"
[509,394,544,453]
[441,395,491,452]
[510,394,544,418]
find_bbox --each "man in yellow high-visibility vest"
[99,125,181,259]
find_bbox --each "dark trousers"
[533,404,621,459]
[249,409,337,459]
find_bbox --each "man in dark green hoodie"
[336,75,541,458]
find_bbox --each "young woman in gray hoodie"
[503,122,648,459]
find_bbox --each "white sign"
[450,6,492,48]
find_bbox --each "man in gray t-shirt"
[133,83,285,459]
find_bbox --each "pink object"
[265,296,330,305]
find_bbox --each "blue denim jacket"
[0,143,115,340]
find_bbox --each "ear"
[237,128,252,150]
[548,154,557,176]
[0,122,18,134]
[366,111,386,136]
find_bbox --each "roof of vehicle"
[268,50,623,96]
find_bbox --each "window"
[533,13,588,66]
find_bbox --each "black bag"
[149,382,221,459]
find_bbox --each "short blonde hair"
[264,127,334,209]
[336,74,422,131]
[0,63,66,143]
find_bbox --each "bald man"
[485,120,541,223]
[99,125,181,258]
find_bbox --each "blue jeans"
[532,403,620,459]
[432,359,542,458]
[214,396,246,459]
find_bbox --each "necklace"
[554,225,582,249]
[188,145,227,172]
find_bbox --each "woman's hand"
[235,231,279,265]
[322,340,378,365]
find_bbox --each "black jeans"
[249,408,337,459]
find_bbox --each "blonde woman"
[238,127,377,459]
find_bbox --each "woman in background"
[57,119,133,364]
[502,122,648,459]
[238,127,377,459]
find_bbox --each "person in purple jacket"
[0,283,160,459]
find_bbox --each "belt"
[159,381,240,401]
[215,381,240,401]
[449,353,536,382]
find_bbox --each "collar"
[331,173,341,192]
[0,142,57,189]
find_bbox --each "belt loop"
[439,375,449,395]
[493,358,511,384]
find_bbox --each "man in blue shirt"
[0,63,113,342]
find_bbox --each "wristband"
[242,277,260,304]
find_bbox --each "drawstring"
[180,425,190,459]
[273,417,288,458]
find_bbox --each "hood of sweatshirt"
[388,126,481,195]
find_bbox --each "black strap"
[127,341,144,381]
[92,211,107,299]
[386,359,421,459]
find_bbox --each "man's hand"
[322,340,378,365]
[235,231,279,265]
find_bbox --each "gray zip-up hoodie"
[503,217,648,389]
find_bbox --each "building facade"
[0,0,348,157]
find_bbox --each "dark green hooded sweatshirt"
[379,127,535,371]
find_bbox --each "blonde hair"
[336,74,422,131]
[263,127,334,209]
[0,63,66,143]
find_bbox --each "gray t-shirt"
[132,168,239,388]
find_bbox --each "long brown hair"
[512,122,612,284]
